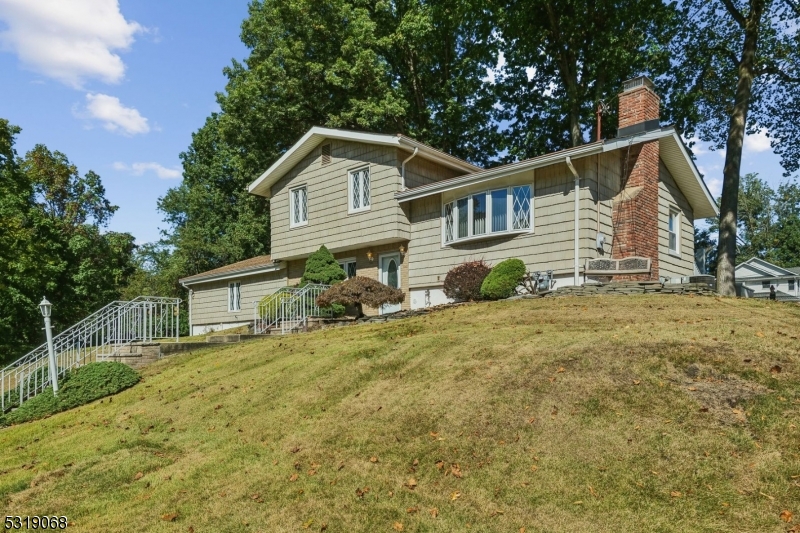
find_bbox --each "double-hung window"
[349,167,371,213]
[443,185,532,245]
[290,186,308,227]
[668,209,680,255]
[339,260,357,279]
[228,282,241,312]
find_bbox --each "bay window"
[443,184,532,245]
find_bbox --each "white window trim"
[338,257,357,279]
[289,185,308,228]
[668,207,680,256]
[228,281,241,312]
[441,183,534,247]
[348,165,371,214]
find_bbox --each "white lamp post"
[39,297,58,394]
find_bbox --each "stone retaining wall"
[543,280,716,297]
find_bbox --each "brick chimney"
[611,76,661,281]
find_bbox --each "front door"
[379,253,401,315]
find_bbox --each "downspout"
[400,147,419,190]
[566,156,581,286]
[180,282,192,336]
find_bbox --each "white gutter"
[400,147,418,190]
[565,156,581,286]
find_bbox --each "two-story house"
[180,77,718,335]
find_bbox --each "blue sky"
[0,0,794,245]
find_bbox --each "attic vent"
[321,143,331,165]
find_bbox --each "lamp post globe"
[39,296,58,394]
[39,297,52,318]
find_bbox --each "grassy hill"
[1,296,799,532]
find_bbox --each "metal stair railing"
[253,287,300,334]
[280,284,332,334]
[1,296,180,412]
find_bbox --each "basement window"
[443,185,532,245]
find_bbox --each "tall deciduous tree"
[666,0,800,295]
[495,0,676,159]
[0,121,136,363]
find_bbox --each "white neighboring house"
[735,257,800,301]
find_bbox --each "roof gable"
[248,127,481,198]
[735,257,798,278]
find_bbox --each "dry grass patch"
[1,296,799,532]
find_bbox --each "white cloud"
[744,129,772,153]
[0,0,142,88]
[82,93,149,135]
[113,161,181,180]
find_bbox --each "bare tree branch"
[719,0,747,28]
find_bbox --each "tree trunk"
[716,0,765,296]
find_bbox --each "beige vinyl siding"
[406,157,612,288]
[403,154,463,189]
[271,141,409,260]
[190,270,287,326]
[658,161,695,279]
[286,244,410,315]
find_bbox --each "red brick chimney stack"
[611,76,661,281]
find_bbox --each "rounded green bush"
[1,362,140,426]
[480,258,526,300]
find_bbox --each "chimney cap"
[622,76,655,93]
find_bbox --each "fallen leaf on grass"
[450,464,463,478]
[670,491,682,498]
[302,518,314,529]
[405,478,417,490]
[289,474,299,482]
[755,331,765,338]
[771,365,782,374]
[451,491,461,501]
[355,487,370,498]
[392,522,404,531]
[530,465,538,472]
[557,367,565,373]
[780,510,794,523]
[369,456,378,463]
[134,472,144,480]
[406,507,419,514]
[161,513,177,522]
[429,508,439,518]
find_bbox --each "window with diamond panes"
[444,202,454,243]
[290,186,307,227]
[339,260,357,279]
[349,168,370,212]
[442,184,532,245]
[512,185,531,230]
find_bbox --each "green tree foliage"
[300,245,347,286]
[703,173,800,268]
[0,121,136,364]
[666,0,800,294]
[480,258,526,299]
[495,0,676,157]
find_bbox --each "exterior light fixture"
[366,250,374,262]
[399,245,406,256]
[39,297,59,394]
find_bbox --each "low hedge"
[0,362,140,427]
[480,258,526,300]
[443,260,491,301]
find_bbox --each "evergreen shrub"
[480,258,526,300]
[0,362,140,426]
[443,260,491,301]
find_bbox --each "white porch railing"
[1,296,180,412]
[253,284,333,335]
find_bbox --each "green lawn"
[1,296,799,532]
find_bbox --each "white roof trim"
[248,127,481,198]
[395,141,605,201]
[180,264,283,286]
[735,257,797,278]
[395,127,719,219]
